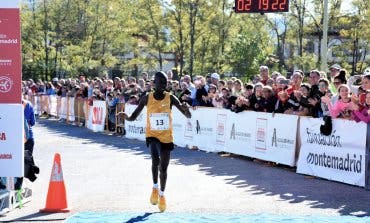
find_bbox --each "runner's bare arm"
[118,94,148,121]
[171,94,191,118]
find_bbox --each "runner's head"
[154,71,168,92]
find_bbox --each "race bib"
[149,113,170,130]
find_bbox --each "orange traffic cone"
[40,153,70,213]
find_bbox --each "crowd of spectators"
[22,65,370,128]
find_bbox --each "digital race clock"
[234,0,289,13]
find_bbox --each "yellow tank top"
[146,92,173,143]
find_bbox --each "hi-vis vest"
[146,92,173,143]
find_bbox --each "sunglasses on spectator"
[318,83,327,88]
[333,82,341,85]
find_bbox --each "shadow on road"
[1,212,66,222]
[37,119,370,217]
[125,212,155,223]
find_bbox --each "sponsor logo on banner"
[0,132,6,141]
[91,107,103,125]
[0,75,13,93]
[0,153,12,159]
[255,118,267,151]
[0,7,22,103]
[306,152,362,174]
[306,128,342,148]
[216,114,226,144]
[230,123,251,142]
[0,38,18,44]
[271,128,295,149]
[195,120,213,136]
[0,59,12,66]
[127,124,145,134]
[0,32,18,45]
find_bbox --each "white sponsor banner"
[124,104,146,141]
[297,117,366,187]
[224,112,298,166]
[87,100,107,132]
[224,111,255,155]
[0,1,20,8]
[123,105,298,166]
[191,108,219,152]
[172,107,189,147]
[0,104,23,177]
[255,112,298,166]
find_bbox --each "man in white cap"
[329,64,341,79]
[210,72,220,88]
[328,64,341,94]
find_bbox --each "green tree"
[228,15,272,79]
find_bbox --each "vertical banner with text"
[0,0,23,177]
[0,104,23,176]
[0,1,21,103]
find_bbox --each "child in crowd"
[322,84,352,119]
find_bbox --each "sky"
[341,0,355,13]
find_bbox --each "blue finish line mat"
[65,212,370,223]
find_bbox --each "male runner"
[119,71,191,212]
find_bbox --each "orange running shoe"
[150,188,159,205]
[158,195,166,212]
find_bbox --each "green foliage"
[287,52,318,73]
[228,19,272,80]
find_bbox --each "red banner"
[0,8,21,104]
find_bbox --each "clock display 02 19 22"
[234,0,289,13]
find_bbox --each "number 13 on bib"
[149,113,170,130]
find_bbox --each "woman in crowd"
[286,70,303,95]
[351,74,370,108]
[179,82,192,105]
[232,95,250,113]
[250,83,264,112]
[275,90,294,113]
[274,77,289,96]
[260,86,276,113]
[352,90,370,123]
[171,80,182,99]
[317,78,331,117]
[194,76,208,106]
[232,79,244,97]
[202,84,218,107]
[330,70,348,105]
[292,84,310,116]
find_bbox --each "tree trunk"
[189,1,198,79]
[43,0,49,81]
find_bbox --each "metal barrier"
[115,103,125,134]
[0,178,32,215]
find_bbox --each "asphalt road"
[1,118,370,222]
